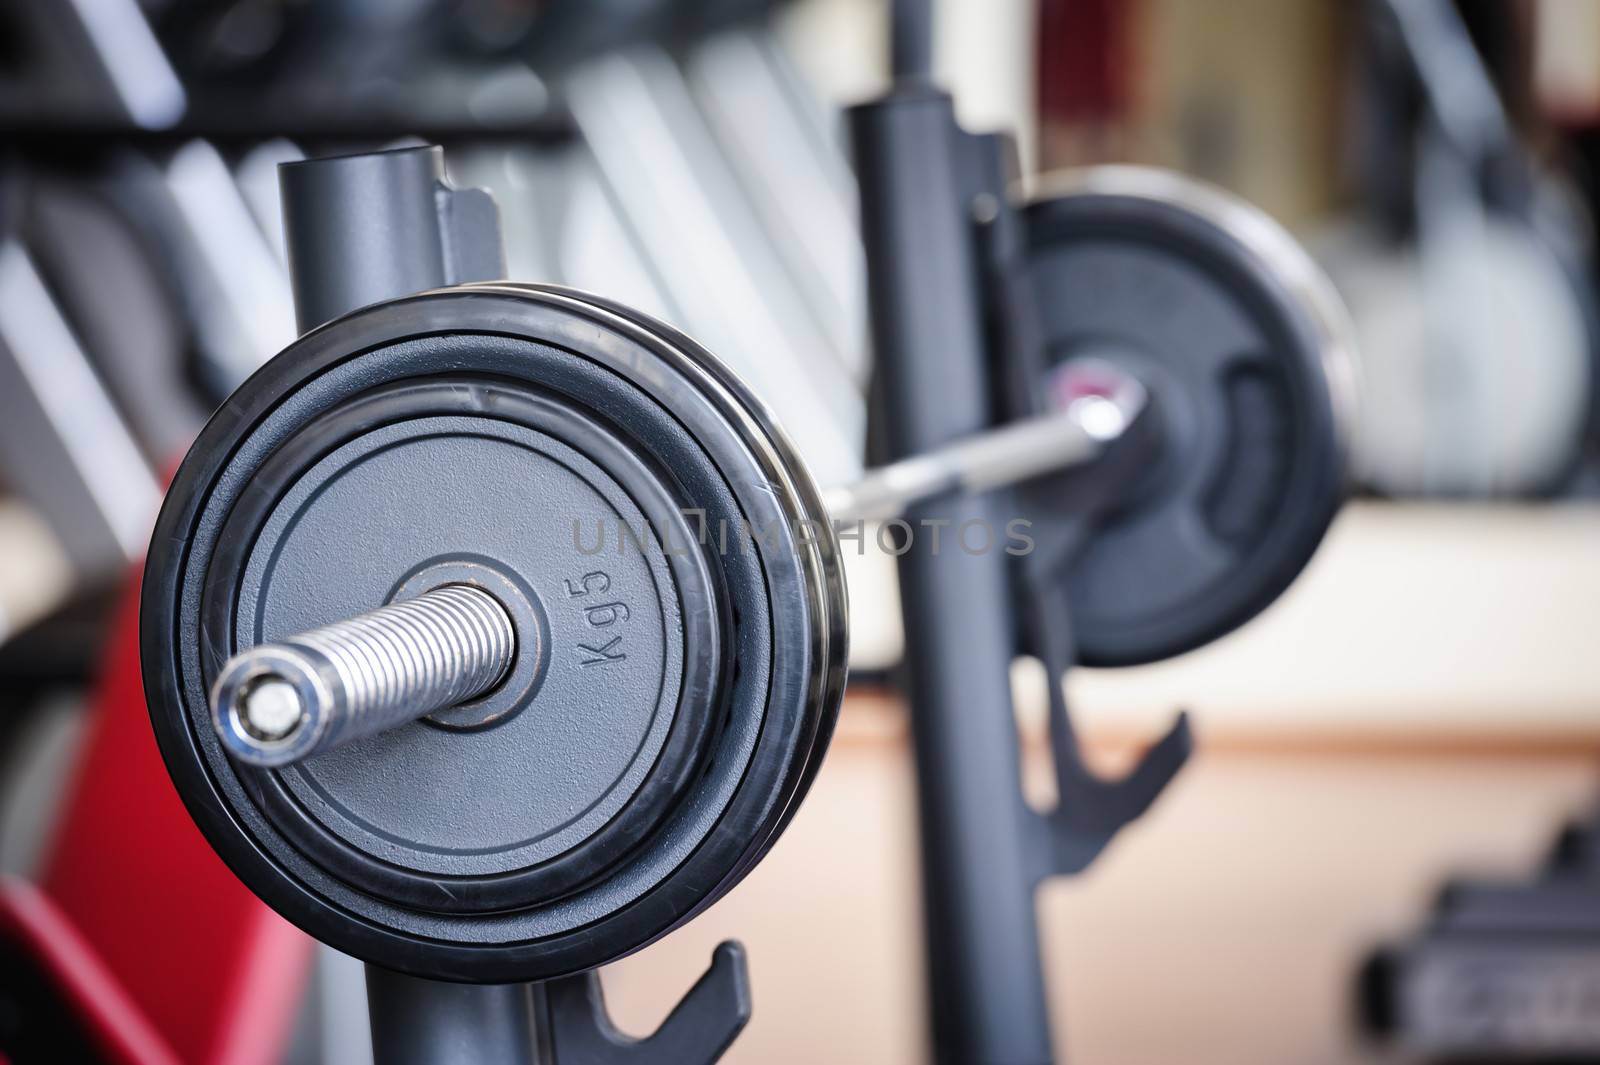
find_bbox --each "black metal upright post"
[364,967,538,1065]
[278,145,504,334]
[276,144,521,1065]
[850,88,1057,1065]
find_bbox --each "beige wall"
[1133,0,1343,225]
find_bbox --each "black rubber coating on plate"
[140,285,848,982]
[1024,191,1346,666]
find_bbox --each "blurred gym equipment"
[1321,0,1600,497]
[1364,811,1600,1061]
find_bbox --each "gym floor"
[607,721,1595,1064]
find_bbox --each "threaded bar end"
[210,584,515,767]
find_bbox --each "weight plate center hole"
[388,557,552,732]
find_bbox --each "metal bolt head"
[240,678,306,741]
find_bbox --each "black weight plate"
[140,284,848,982]
[1023,168,1355,666]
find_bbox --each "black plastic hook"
[1022,580,1192,881]
[534,941,753,1065]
